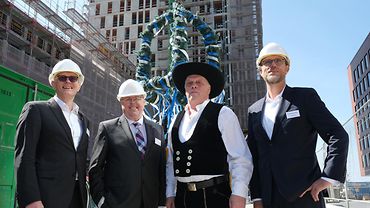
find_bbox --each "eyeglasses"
[121,96,144,103]
[57,75,79,83]
[261,58,286,67]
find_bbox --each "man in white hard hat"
[89,79,166,208]
[165,62,253,208]
[247,42,349,208]
[15,59,90,208]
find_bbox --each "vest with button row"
[172,102,228,177]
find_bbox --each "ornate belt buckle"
[187,183,197,191]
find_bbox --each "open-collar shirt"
[54,96,82,150]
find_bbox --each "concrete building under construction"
[87,0,266,130]
[0,0,137,136]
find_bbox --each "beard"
[264,74,283,84]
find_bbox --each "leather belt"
[179,175,228,192]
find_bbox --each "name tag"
[286,110,300,119]
[155,138,161,146]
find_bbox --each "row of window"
[100,11,151,29]
[0,11,63,59]
[353,71,370,102]
[360,134,370,151]
[353,50,370,83]
[95,0,156,16]
[104,26,143,42]
[355,93,370,118]
[362,152,370,168]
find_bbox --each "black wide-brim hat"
[172,62,224,98]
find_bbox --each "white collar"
[185,99,210,113]
[53,96,79,114]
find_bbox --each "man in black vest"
[165,62,253,208]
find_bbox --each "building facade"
[87,0,266,130]
[0,0,136,136]
[348,32,370,176]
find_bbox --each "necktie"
[133,122,146,159]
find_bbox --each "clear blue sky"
[262,0,370,182]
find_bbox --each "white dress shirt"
[262,88,284,139]
[166,99,253,198]
[54,96,82,150]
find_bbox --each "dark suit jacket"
[89,115,166,208]
[247,86,348,205]
[14,98,90,208]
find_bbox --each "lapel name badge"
[286,110,300,119]
[155,138,161,146]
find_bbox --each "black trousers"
[264,180,326,208]
[69,181,83,208]
[175,181,231,208]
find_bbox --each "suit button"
[175,169,180,174]
[186,169,190,173]
[176,157,180,161]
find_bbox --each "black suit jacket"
[89,115,166,208]
[15,98,90,208]
[247,86,348,205]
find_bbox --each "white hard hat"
[48,59,84,85]
[256,42,290,66]
[117,79,147,101]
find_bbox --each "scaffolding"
[0,0,137,137]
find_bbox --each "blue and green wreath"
[136,2,223,129]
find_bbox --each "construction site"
[0,0,264,207]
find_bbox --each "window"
[130,41,136,54]
[145,0,150,8]
[158,39,163,49]
[138,25,143,38]
[364,54,369,70]
[125,28,130,40]
[119,14,124,26]
[145,11,150,23]
[118,42,123,52]
[105,30,111,40]
[37,37,44,49]
[151,54,155,67]
[127,0,131,11]
[107,2,112,14]
[152,0,157,7]
[112,29,117,41]
[100,17,105,28]
[132,12,137,24]
[46,43,52,54]
[120,1,124,12]
[26,30,32,42]
[139,0,144,9]
[95,4,100,15]
[113,15,118,27]
[138,11,143,24]
[124,42,129,54]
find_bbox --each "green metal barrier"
[0,65,54,208]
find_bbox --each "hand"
[299,178,331,202]
[26,201,44,208]
[229,194,246,208]
[166,197,175,208]
[253,200,263,208]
